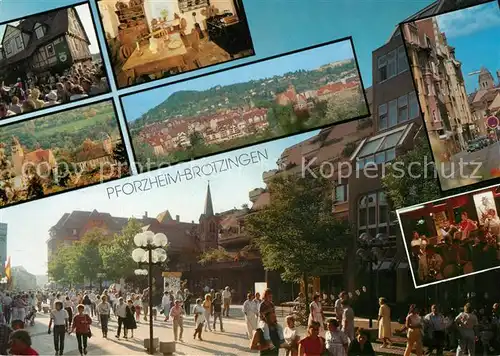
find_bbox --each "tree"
[73,229,105,287]
[245,174,351,312]
[47,244,84,286]
[26,173,45,199]
[382,136,442,210]
[99,219,144,281]
[112,141,129,165]
[325,94,367,122]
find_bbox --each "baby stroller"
[25,307,36,326]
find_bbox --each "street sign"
[486,116,499,129]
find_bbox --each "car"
[467,140,482,152]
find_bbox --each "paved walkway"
[25,307,451,355]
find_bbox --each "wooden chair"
[183,29,201,70]
[119,44,135,85]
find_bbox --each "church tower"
[11,136,24,176]
[198,182,219,250]
[478,67,494,90]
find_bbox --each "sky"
[0,3,100,54]
[0,0,443,275]
[435,1,500,93]
[123,40,355,121]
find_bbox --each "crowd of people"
[0,62,109,119]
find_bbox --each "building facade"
[11,266,37,291]
[403,17,472,154]
[0,7,92,83]
[468,68,500,135]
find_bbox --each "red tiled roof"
[24,149,53,164]
[316,82,358,96]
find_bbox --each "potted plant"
[160,9,168,21]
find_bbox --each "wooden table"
[122,32,188,83]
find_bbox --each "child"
[193,298,205,341]
[325,318,349,356]
[284,315,300,356]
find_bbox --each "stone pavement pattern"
[27,307,446,355]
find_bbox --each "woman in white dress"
[162,292,171,322]
[308,294,325,334]
[325,318,349,356]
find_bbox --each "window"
[398,46,409,73]
[398,95,408,123]
[358,191,393,238]
[387,50,396,78]
[46,44,54,57]
[5,41,11,54]
[388,99,397,127]
[72,229,77,235]
[378,104,388,130]
[409,91,419,119]
[335,184,348,203]
[35,24,45,39]
[425,35,432,48]
[378,55,387,82]
[15,36,22,49]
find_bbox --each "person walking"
[125,299,137,338]
[212,292,224,332]
[141,288,149,321]
[403,304,423,356]
[455,303,478,356]
[133,295,141,322]
[325,318,349,356]
[82,295,92,316]
[243,293,257,339]
[193,298,205,341]
[48,301,69,356]
[162,292,171,322]
[423,304,445,355]
[309,293,325,335]
[64,297,73,329]
[377,297,392,348]
[183,289,192,316]
[169,300,184,342]
[202,294,212,332]
[222,287,231,317]
[96,296,111,338]
[341,299,355,343]
[115,297,127,339]
[2,294,12,325]
[70,305,92,356]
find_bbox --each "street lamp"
[356,232,389,328]
[131,231,168,354]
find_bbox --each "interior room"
[98,0,255,88]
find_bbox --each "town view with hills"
[127,56,368,171]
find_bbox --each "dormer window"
[34,23,45,39]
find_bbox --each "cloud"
[436,2,500,38]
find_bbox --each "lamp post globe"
[132,248,146,263]
[153,232,168,247]
[134,232,146,247]
[144,230,155,245]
